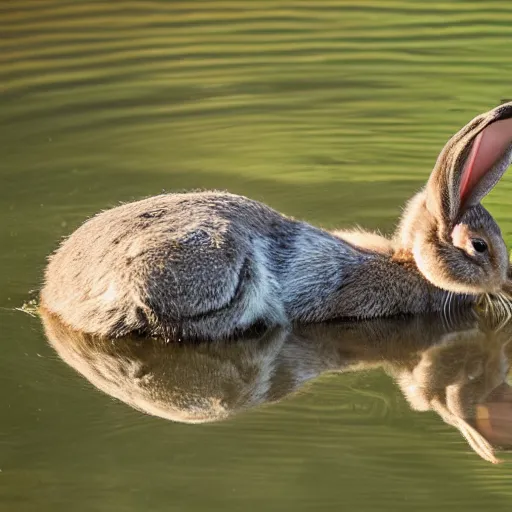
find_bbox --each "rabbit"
[40,306,512,463]
[40,102,512,340]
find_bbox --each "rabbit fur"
[41,102,512,340]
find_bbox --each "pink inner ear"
[459,117,512,203]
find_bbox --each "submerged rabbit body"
[41,103,512,339]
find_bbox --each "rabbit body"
[41,191,445,339]
[41,102,512,339]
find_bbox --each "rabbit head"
[395,315,512,463]
[397,102,512,295]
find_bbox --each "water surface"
[2,1,512,511]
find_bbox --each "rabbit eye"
[471,239,488,253]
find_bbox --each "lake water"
[2,1,512,511]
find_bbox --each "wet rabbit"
[41,103,512,339]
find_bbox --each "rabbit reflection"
[41,308,512,463]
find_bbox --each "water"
[2,1,512,511]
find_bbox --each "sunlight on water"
[1,1,512,511]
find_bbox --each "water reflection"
[40,308,512,464]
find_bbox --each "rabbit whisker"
[492,293,503,330]
[493,293,504,324]
[498,292,512,326]
[491,293,500,318]
[442,291,450,328]
[499,293,509,320]
[484,293,492,316]
[448,292,454,329]
[492,292,508,331]
[498,295,509,331]
[477,292,488,315]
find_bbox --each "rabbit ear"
[426,103,512,223]
[430,397,500,464]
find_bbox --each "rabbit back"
[41,192,295,339]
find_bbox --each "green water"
[2,1,512,511]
